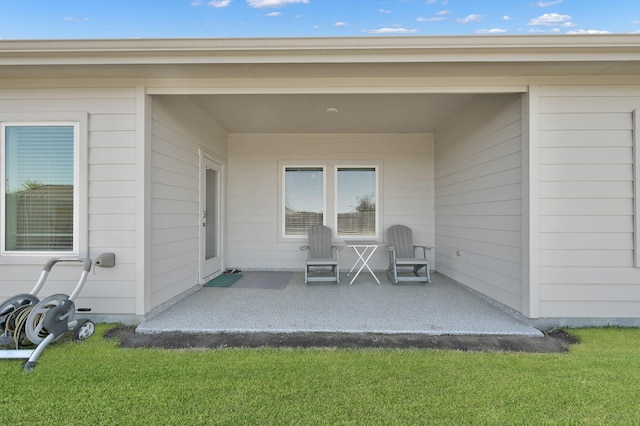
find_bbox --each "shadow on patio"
[137,272,542,337]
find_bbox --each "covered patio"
[137,272,542,337]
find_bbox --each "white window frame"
[334,165,380,240]
[279,161,382,241]
[280,162,327,240]
[634,109,640,267]
[0,113,88,259]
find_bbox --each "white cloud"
[247,0,308,7]
[418,9,451,22]
[191,0,202,6]
[528,27,561,33]
[266,11,281,16]
[334,21,349,27]
[566,29,612,34]
[379,9,391,14]
[363,27,417,34]
[476,28,508,34]
[208,0,231,6]
[502,15,512,21]
[535,0,563,6]
[528,13,572,26]
[417,16,445,22]
[64,17,89,22]
[456,14,483,24]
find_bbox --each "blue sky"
[1,0,639,39]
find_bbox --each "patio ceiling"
[187,93,480,134]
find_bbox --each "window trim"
[334,165,380,240]
[279,160,382,242]
[0,113,88,259]
[280,162,327,240]
[634,109,640,267]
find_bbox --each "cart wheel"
[25,294,74,345]
[0,294,39,332]
[74,319,95,340]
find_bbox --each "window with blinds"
[336,167,377,236]
[281,164,379,239]
[284,167,324,236]
[2,125,75,252]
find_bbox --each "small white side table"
[345,240,381,286]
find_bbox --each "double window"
[1,121,83,256]
[283,164,379,239]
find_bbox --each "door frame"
[198,149,225,283]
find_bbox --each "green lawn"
[1,325,639,425]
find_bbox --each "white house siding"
[226,133,434,271]
[537,83,640,319]
[149,96,227,310]
[0,80,138,315]
[434,94,524,312]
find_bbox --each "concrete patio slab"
[137,272,543,337]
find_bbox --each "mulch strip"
[104,326,577,353]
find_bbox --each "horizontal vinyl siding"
[434,94,523,312]
[537,84,640,318]
[0,82,138,314]
[149,96,227,310]
[226,133,434,271]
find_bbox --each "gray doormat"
[203,273,242,287]
[233,271,292,289]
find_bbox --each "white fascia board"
[1,35,640,66]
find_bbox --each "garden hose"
[5,304,34,349]
[4,303,52,349]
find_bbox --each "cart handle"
[43,258,92,273]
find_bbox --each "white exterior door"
[200,153,223,282]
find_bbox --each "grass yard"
[1,325,639,425]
